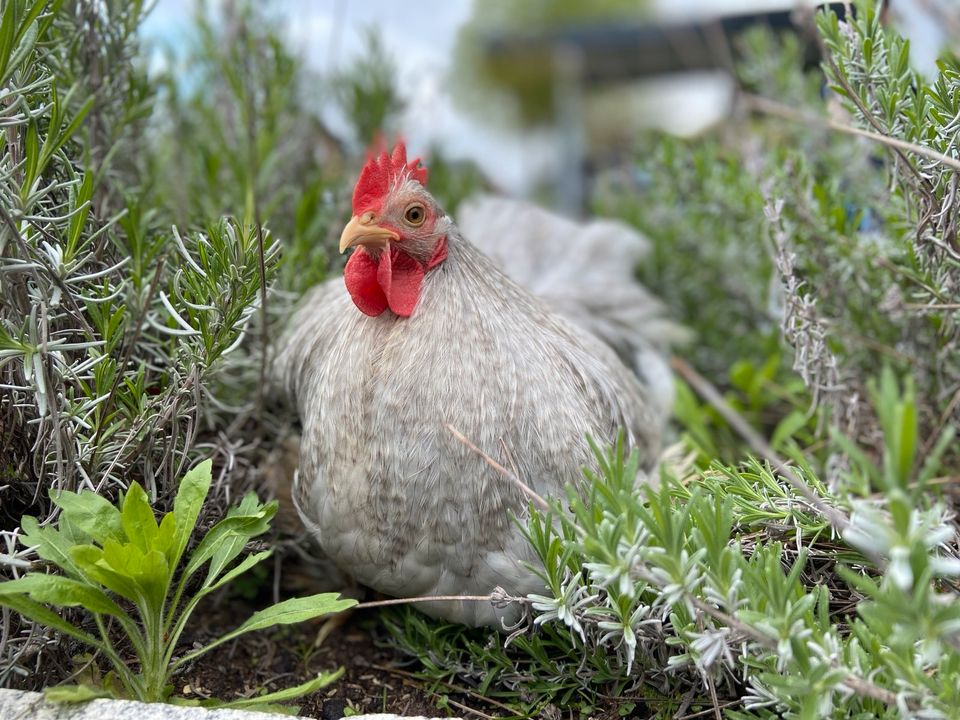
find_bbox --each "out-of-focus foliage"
[150,0,344,295]
[451,0,652,127]
[419,148,490,214]
[330,28,404,148]
[593,136,777,381]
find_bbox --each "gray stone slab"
[0,690,459,720]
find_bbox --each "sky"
[141,0,946,194]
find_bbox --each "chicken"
[273,144,670,627]
[456,195,681,421]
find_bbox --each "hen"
[273,144,671,627]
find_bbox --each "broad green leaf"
[70,545,140,603]
[19,515,84,579]
[180,594,355,664]
[0,574,124,617]
[58,512,93,548]
[206,497,277,584]
[101,539,169,611]
[44,684,113,704]
[181,500,275,585]
[121,482,160,553]
[214,703,297,715]
[49,489,124,544]
[0,594,103,650]
[218,668,344,710]
[221,593,355,638]
[157,512,178,559]
[168,698,202,707]
[171,459,212,567]
[201,549,272,596]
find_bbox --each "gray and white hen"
[273,144,673,627]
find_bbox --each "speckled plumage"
[273,197,668,627]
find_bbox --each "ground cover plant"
[1,0,959,718]
[0,459,353,710]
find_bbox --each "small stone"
[320,697,347,719]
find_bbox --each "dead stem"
[445,424,549,511]
[354,594,498,610]
[669,356,865,551]
[744,93,960,174]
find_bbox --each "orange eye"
[404,204,426,226]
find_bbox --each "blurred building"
[475,3,849,209]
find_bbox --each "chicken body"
[274,148,667,627]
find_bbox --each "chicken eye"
[404,204,426,227]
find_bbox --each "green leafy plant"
[0,459,355,710]
[387,369,958,717]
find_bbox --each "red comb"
[352,142,429,214]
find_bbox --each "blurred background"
[141,0,943,204]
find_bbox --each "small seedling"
[0,460,356,710]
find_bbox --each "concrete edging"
[0,689,459,720]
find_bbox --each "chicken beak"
[339,213,399,253]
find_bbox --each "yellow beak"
[338,213,399,253]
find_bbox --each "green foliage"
[3,0,960,716]
[807,1,960,437]
[388,372,958,717]
[0,460,355,709]
[0,0,282,510]
[330,28,405,147]
[150,0,343,296]
[0,0,299,687]
[594,2,958,455]
[593,136,777,380]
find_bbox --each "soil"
[179,596,494,719]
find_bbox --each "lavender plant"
[0,0,284,686]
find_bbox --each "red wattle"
[343,236,447,318]
[344,250,388,316]
[378,247,425,318]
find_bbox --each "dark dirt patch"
[178,596,497,719]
